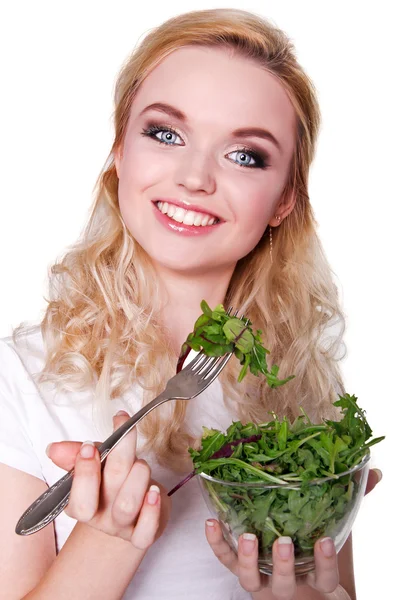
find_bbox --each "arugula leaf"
[180,300,294,386]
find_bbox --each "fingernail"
[373,468,382,482]
[115,410,128,417]
[80,441,95,459]
[147,485,160,505]
[277,536,293,559]
[242,532,256,555]
[45,443,52,457]
[320,537,335,557]
[206,520,215,529]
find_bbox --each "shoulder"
[0,325,46,384]
[0,325,50,421]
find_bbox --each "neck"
[155,265,236,356]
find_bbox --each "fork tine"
[180,352,209,373]
[200,352,233,380]
[192,354,218,375]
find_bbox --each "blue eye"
[141,124,183,145]
[229,150,256,167]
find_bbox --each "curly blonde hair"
[14,8,346,474]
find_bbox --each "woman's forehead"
[129,46,296,153]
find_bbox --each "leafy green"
[169,394,384,558]
[180,300,294,386]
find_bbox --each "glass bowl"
[198,453,370,576]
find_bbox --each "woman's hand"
[205,467,382,599]
[46,411,171,551]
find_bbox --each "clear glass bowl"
[198,453,370,576]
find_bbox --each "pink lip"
[152,198,222,221]
[152,202,222,237]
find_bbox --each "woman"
[0,8,381,600]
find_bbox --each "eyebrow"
[138,102,282,153]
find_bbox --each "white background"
[0,1,398,597]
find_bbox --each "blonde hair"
[14,8,346,474]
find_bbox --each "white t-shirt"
[0,327,251,599]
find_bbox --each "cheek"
[228,177,279,230]
[118,145,166,197]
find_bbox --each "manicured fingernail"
[45,443,52,457]
[278,536,293,559]
[373,468,382,482]
[115,410,128,417]
[320,537,335,557]
[80,441,95,459]
[242,532,256,555]
[147,485,160,505]
[206,520,215,528]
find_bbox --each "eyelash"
[140,123,270,170]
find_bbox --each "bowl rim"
[198,451,370,488]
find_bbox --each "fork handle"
[15,392,169,536]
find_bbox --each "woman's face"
[115,46,297,275]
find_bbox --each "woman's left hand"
[205,467,382,598]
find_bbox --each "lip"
[152,198,223,221]
[152,202,222,237]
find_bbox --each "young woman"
[0,8,381,600]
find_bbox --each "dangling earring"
[270,215,281,264]
[269,226,273,263]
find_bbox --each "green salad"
[188,395,384,552]
[169,301,385,555]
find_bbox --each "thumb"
[46,440,101,471]
[365,468,382,495]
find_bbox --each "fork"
[15,315,245,536]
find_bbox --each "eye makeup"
[140,121,271,170]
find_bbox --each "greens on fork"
[179,300,293,386]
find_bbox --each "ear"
[268,188,296,227]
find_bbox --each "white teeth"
[193,213,203,226]
[156,201,218,227]
[167,204,176,218]
[183,210,197,225]
[172,207,186,223]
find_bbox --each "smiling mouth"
[154,201,220,227]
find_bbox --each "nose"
[173,148,217,195]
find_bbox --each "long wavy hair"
[14,8,346,474]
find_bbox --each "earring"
[269,226,273,263]
[275,214,281,223]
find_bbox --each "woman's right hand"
[46,411,171,550]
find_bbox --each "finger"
[205,519,239,577]
[46,441,102,471]
[306,537,339,593]
[112,459,151,528]
[365,468,382,495]
[130,484,161,550]
[149,479,172,543]
[270,537,296,600]
[102,411,137,497]
[237,532,262,593]
[65,441,101,522]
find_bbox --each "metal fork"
[15,325,243,536]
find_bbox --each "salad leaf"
[180,300,294,386]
